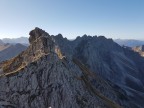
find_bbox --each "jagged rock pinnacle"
[0,28,56,74]
[29,27,49,44]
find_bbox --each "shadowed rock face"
[142,45,144,51]
[53,33,144,107]
[0,27,143,108]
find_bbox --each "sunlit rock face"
[0,28,143,108]
[132,45,144,57]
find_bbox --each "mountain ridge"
[0,27,143,108]
[2,37,29,44]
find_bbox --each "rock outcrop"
[0,27,144,108]
[29,27,49,44]
[0,28,55,74]
[132,45,144,57]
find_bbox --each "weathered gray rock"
[53,34,144,108]
[0,54,109,108]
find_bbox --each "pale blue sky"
[0,0,144,39]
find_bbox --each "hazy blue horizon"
[0,0,144,40]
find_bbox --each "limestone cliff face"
[0,28,143,108]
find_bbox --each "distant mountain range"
[0,43,27,62]
[114,39,144,47]
[1,37,144,48]
[0,38,28,62]
[1,37,29,45]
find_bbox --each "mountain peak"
[0,28,64,74]
[29,27,50,44]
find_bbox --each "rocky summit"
[0,28,144,108]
